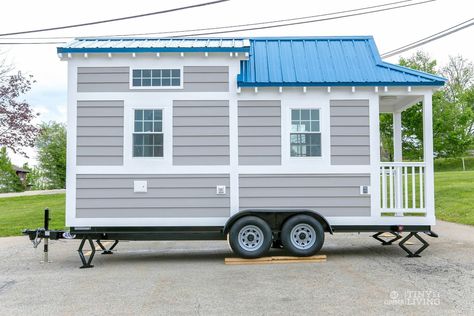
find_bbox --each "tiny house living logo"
[385,290,441,306]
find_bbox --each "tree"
[0,147,23,192]
[36,122,67,189]
[380,51,474,160]
[0,62,38,155]
[441,56,474,103]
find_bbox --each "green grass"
[0,194,65,237]
[435,171,474,225]
[0,171,473,237]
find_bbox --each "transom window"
[133,109,163,157]
[290,109,321,157]
[132,69,181,87]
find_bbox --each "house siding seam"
[330,99,370,165]
[239,174,371,216]
[77,66,229,92]
[173,100,230,165]
[238,100,281,165]
[76,174,231,218]
[76,100,124,166]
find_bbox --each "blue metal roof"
[237,36,446,87]
[58,38,251,53]
[58,36,445,86]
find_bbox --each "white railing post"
[393,111,403,162]
[381,166,387,210]
[393,111,403,216]
[423,93,435,223]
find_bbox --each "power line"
[0,0,428,40]
[381,17,474,58]
[166,0,435,37]
[0,0,229,37]
[0,0,436,45]
[0,0,416,40]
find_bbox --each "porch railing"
[380,162,426,214]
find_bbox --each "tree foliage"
[0,147,23,193]
[36,122,67,189]
[0,68,38,156]
[380,51,474,160]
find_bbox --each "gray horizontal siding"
[239,174,371,217]
[173,100,229,165]
[76,174,230,218]
[238,100,281,165]
[330,100,370,165]
[77,66,229,92]
[76,100,124,166]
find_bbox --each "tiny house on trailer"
[26,36,446,267]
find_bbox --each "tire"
[229,216,273,259]
[281,215,325,257]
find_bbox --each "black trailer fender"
[223,209,333,235]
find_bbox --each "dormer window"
[132,69,181,87]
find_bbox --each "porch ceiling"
[379,95,422,113]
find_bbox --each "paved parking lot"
[1,220,473,315]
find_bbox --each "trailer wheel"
[281,215,325,257]
[229,216,272,259]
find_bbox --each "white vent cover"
[360,185,370,195]
[134,180,147,193]
[216,185,226,195]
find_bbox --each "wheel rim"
[238,225,264,251]
[290,223,316,250]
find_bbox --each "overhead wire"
[0,0,416,40]
[380,17,474,58]
[164,0,436,37]
[0,0,229,37]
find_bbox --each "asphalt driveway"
[0,220,473,315]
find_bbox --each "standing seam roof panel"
[303,40,322,83]
[266,41,283,83]
[279,41,297,83]
[254,41,269,83]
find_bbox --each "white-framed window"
[131,69,181,87]
[133,109,163,157]
[290,108,321,157]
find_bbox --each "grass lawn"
[435,171,474,225]
[0,194,66,237]
[0,171,472,237]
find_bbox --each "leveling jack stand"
[41,208,52,264]
[399,232,433,257]
[372,232,402,245]
[96,240,119,255]
[78,238,96,269]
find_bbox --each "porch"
[377,91,435,220]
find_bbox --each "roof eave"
[237,81,445,87]
[57,47,250,54]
